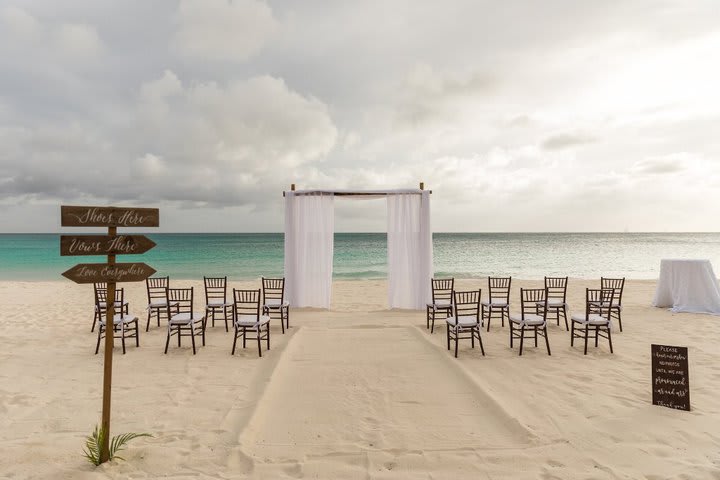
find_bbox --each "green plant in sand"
[83,425,152,466]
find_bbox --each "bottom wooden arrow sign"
[62,262,157,284]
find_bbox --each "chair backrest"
[488,276,511,302]
[94,283,124,305]
[601,277,625,306]
[544,276,568,301]
[95,287,125,319]
[262,277,285,304]
[453,289,481,321]
[168,287,193,315]
[204,276,227,303]
[147,276,170,303]
[586,288,615,319]
[519,288,547,319]
[233,289,261,320]
[431,278,454,305]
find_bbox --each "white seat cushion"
[264,300,289,308]
[235,315,271,327]
[571,314,610,325]
[169,312,205,325]
[543,299,566,307]
[481,300,508,307]
[446,315,479,327]
[99,313,138,326]
[206,299,231,307]
[148,300,179,309]
[509,313,545,326]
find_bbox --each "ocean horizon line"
[3,231,720,235]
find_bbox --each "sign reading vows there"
[62,262,157,284]
[651,344,690,411]
[60,235,156,256]
[61,205,159,228]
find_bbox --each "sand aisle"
[237,321,533,477]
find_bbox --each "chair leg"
[501,307,506,327]
[231,326,238,355]
[280,309,285,334]
[164,327,171,354]
[454,328,459,358]
[267,323,271,350]
[478,330,485,356]
[95,325,103,354]
[121,323,126,355]
[430,312,436,334]
[92,310,98,333]
[224,306,230,332]
[584,324,589,355]
[562,307,569,331]
[534,326,538,347]
[446,325,450,350]
[607,327,614,353]
[471,327,475,348]
[190,325,196,355]
[257,326,262,357]
[135,320,140,347]
[243,326,247,348]
[616,309,623,332]
[519,325,525,356]
[146,310,152,332]
[595,326,599,347]
[544,327,551,355]
[486,308,492,332]
[509,321,513,347]
[571,321,575,346]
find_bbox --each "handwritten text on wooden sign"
[651,344,690,411]
[62,263,157,284]
[60,235,156,256]
[61,206,159,228]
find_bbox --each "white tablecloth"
[652,259,720,314]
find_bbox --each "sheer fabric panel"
[284,192,335,308]
[387,191,432,309]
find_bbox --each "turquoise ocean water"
[1,233,720,281]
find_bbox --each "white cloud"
[174,0,278,62]
[54,23,103,59]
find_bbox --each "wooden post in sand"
[60,205,159,463]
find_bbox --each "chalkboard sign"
[651,344,690,411]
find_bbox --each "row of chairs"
[427,277,625,357]
[92,277,290,357]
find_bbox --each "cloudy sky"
[1,0,719,232]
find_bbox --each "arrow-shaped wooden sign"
[60,235,156,256]
[62,262,157,284]
[61,205,159,228]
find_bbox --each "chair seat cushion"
[235,315,271,327]
[541,299,567,307]
[96,301,129,310]
[509,313,545,326]
[100,314,138,326]
[206,300,232,307]
[482,300,508,307]
[571,314,610,325]
[446,315,479,327]
[148,300,179,309]
[589,301,622,311]
[264,300,290,308]
[169,312,205,324]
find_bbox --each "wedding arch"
[283,184,433,310]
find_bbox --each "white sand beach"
[1,279,719,479]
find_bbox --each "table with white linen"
[652,259,720,314]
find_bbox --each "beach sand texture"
[1,279,719,479]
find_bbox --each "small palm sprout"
[83,425,152,466]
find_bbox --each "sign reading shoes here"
[62,262,157,284]
[60,235,156,256]
[61,205,159,228]
[60,204,160,464]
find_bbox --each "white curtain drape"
[387,191,432,309]
[284,192,335,308]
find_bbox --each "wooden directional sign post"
[60,205,159,464]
